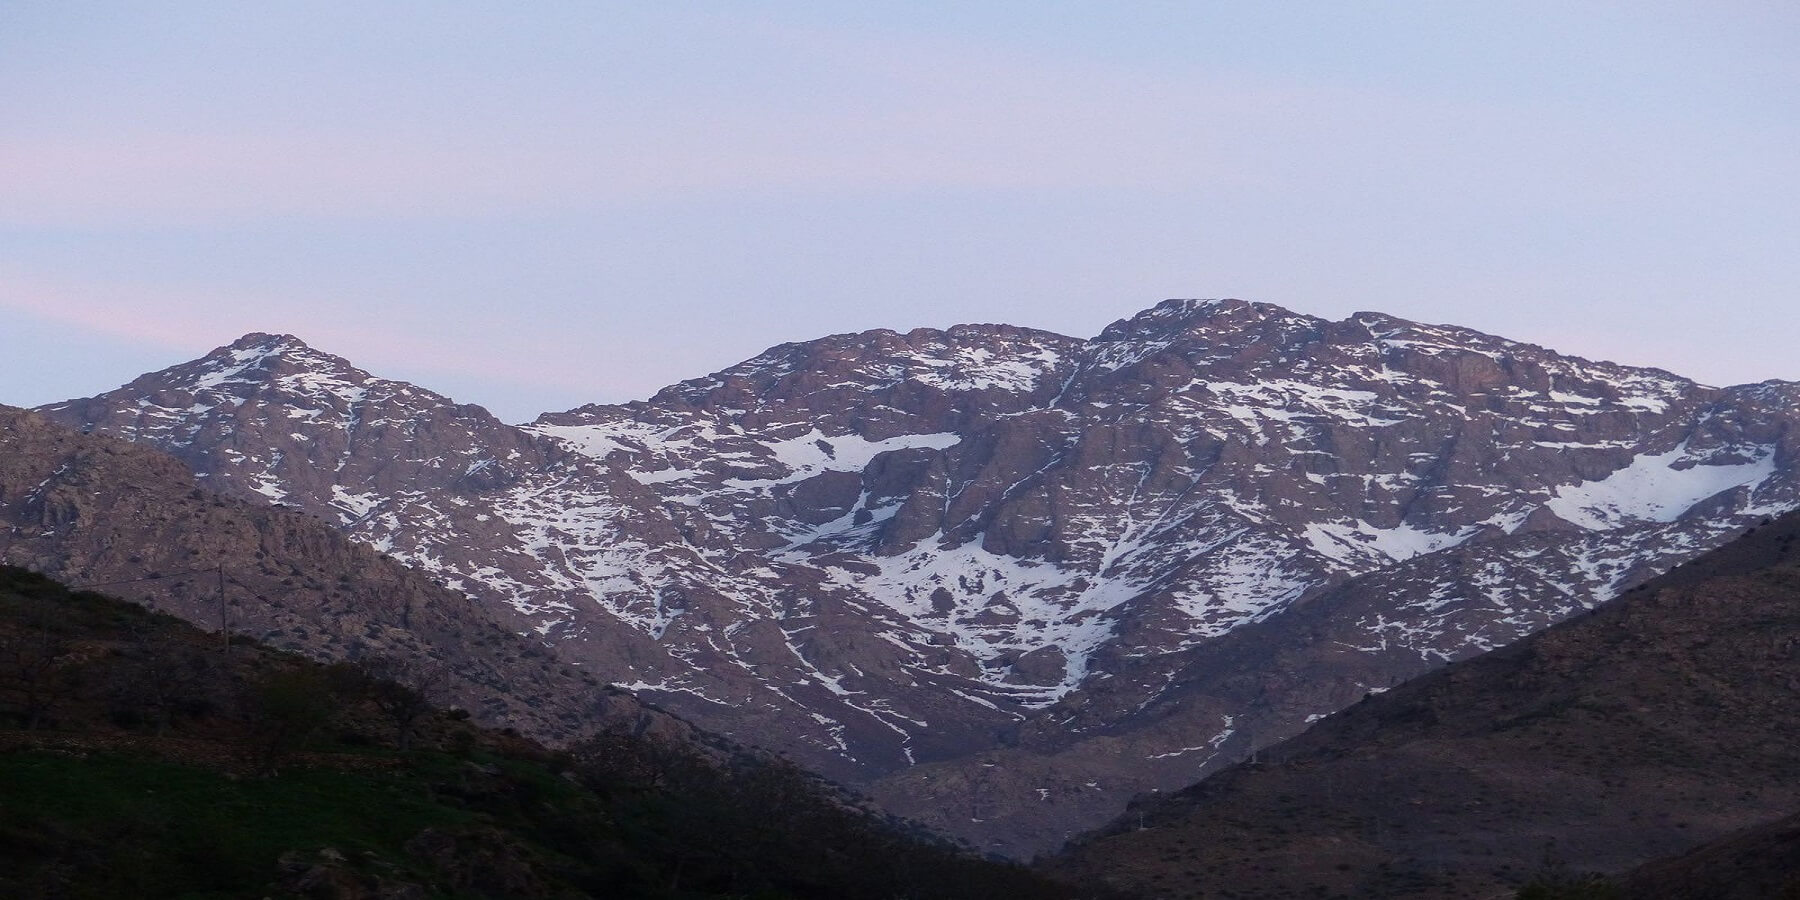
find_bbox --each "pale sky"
[3,2,1797,423]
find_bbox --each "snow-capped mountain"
[39,299,1800,855]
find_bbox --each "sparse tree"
[1516,843,1622,899]
[108,619,214,736]
[248,666,336,773]
[0,596,74,730]
[355,655,450,751]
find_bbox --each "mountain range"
[35,298,1800,855]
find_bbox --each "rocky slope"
[1048,510,1800,898]
[38,299,1800,855]
[0,405,680,745]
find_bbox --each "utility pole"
[217,564,230,654]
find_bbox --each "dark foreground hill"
[1047,510,1800,898]
[0,566,1091,899]
[1617,808,1800,899]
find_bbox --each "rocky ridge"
[38,299,1800,855]
[0,405,683,746]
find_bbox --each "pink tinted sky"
[3,2,1797,422]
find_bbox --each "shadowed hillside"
[0,566,1097,899]
[1617,808,1800,899]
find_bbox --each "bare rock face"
[37,301,1800,857]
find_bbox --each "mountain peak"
[35,332,485,459]
[206,332,352,377]
[112,334,384,415]
[227,331,310,352]
[1093,298,1314,344]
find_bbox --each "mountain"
[38,299,1800,855]
[1047,509,1800,898]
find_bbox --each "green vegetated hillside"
[1048,511,1800,899]
[0,566,1098,899]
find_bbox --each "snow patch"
[738,430,961,488]
[1546,443,1776,529]
[1303,520,1474,565]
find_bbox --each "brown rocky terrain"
[1048,509,1800,898]
[36,298,1800,856]
[0,405,692,747]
